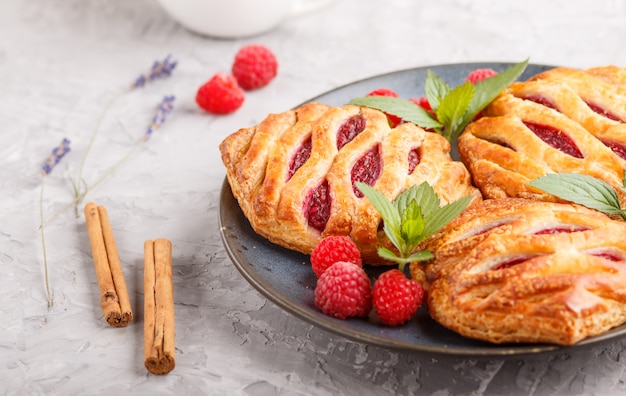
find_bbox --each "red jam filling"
[584,100,623,122]
[523,121,584,158]
[469,221,513,237]
[493,257,530,271]
[352,145,382,198]
[337,115,366,150]
[590,252,624,262]
[602,140,626,161]
[408,147,421,174]
[305,179,331,232]
[288,136,312,180]
[533,226,589,235]
[521,94,558,110]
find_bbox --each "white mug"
[157,0,334,38]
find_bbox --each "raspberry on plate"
[314,261,372,320]
[366,88,402,127]
[232,45,278,90]
[310,236,362,278]
[465,68,498,84]
[373,269,424,326]
[367,88,398,98]
[409,96,436,118]
[196,72,245,115]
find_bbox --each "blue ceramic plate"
[218,63,626,357]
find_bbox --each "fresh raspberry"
[314,261,372,319]
[373,269,424,326]
[310,236,362,278]
[232,45,278,90]
[409,96,436,118]
[465,68,498,84]
[367,88,398,98]
[366,88,402,127]
[196,72,245,115]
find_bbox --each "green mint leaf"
[359,180,472,267]
[377,247,404,263]
[348,96,442,130]
[406,250,434,263]
[355,182,403,249]
[423,195,473,237]
[401,200,425,252]
[378,247,434,266]
[529,173,626,219]
[424,70,450,113]
[467,59,529,120]
[436,82,474,140]
[377,247,433,266]
[395,182,440,219]
[621,170,626,195]
[348,59,528,144]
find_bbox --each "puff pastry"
[220,102,481,263]
[419,198,626,345]
[458,65,626,206]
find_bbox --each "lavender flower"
[42,138,71,175]
[144,95,176,141]
[131,55,178,89]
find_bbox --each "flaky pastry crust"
[220,102,481,263]
[417,198,626,345]
[458,65,626,207]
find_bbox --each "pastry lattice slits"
[336,114,366,149]
[422,198,626,346]
[519,92,626,160]
[459,65,626,205]
[351,144,382,197]
[505,66,626,159]
[288,136,312,180]
[407,147,421,174]
[522,121,584,158]
[220,102,481,263]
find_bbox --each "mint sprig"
[529,172,626,219]
[347,96,441,130]
[356,181,472,271]
[348,59,529,142]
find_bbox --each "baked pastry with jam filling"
[417,198,626,345]
[220,102,481,263]
[458,65,626,206]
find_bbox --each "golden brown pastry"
[419,198,626,345]
[458,66,626,206]
[220,102,481,263]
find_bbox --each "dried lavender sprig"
[131,55,178,89]
[41,138,71,175]
[44,94,178,227]
[144,95,176,141]
[40,138,71,308]
[76,95,177,195]
[74,55,178,214]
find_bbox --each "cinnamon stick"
[84,202,133,327]
[143,238,175,375]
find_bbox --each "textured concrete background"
[2,0,626,394]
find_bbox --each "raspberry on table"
[314,261,372,320]
[373,269,424,326]
[366,88,402,127]
[195,72,245,115]
[465,68,498,84]
[232,44,278,90]
[310,236,362,278]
